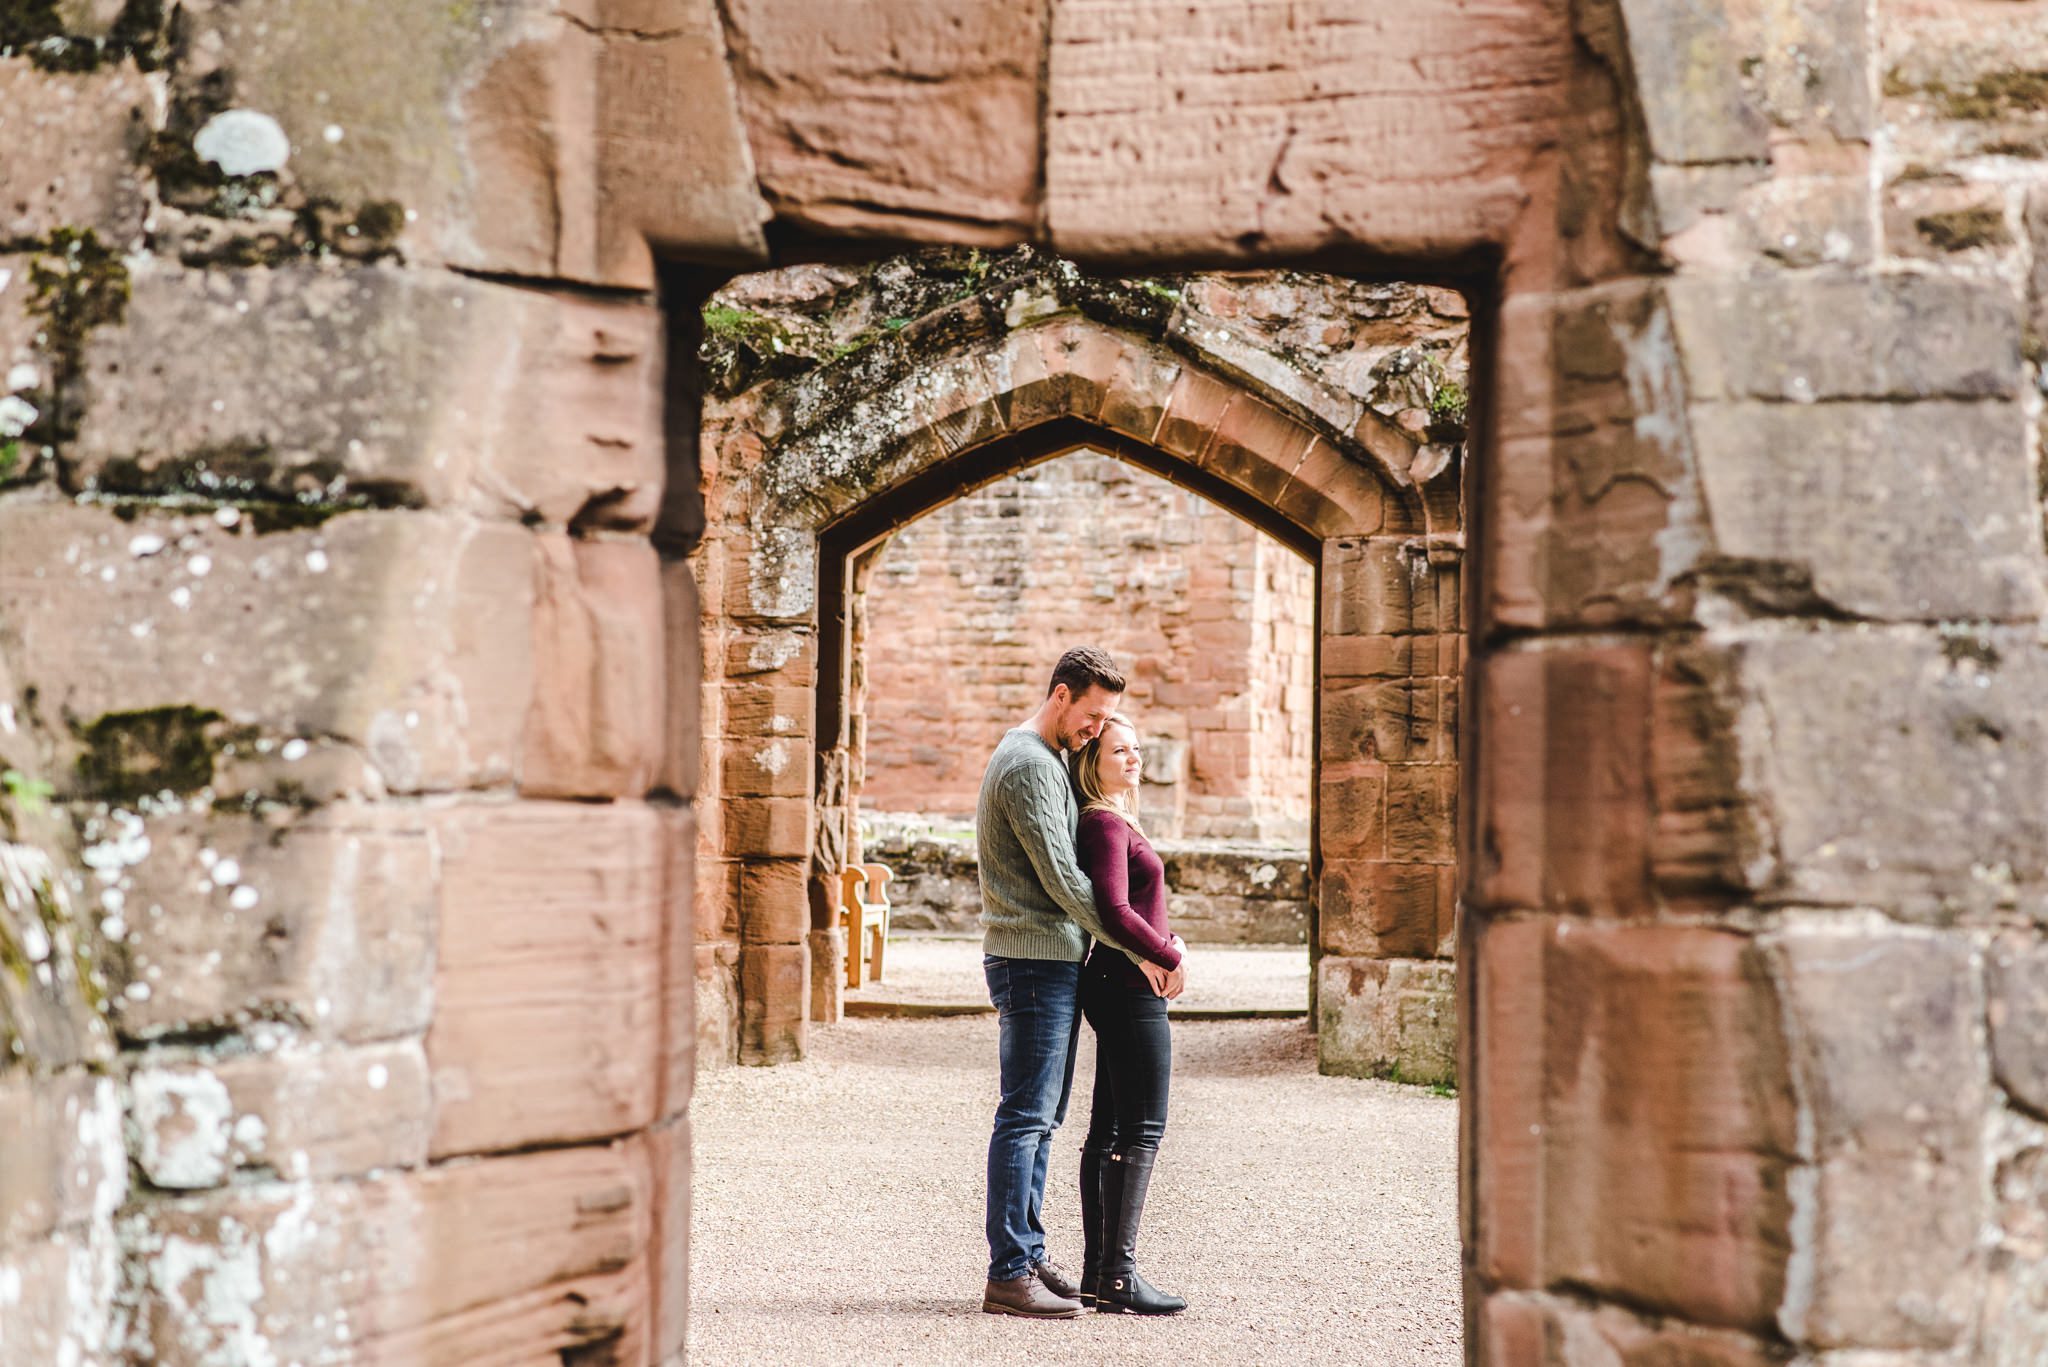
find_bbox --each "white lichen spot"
[1251,863,1278,886]
[0,702,14,734]
[755,740,791,777]
[129,621,152,639]
[213,506,241,529]
[124,981,150,1002]
[130,535,168,564]
[280,739,309,762]
[322,123,344,144]
[186,554,213,578]
[0,393,38,438]
[170,586,193,610]
[304,549,329,574]
[231,1112,267,1150]
[193,108,292,177]
[4,361,37,391]
[130,1067,233,1188]
[211,858,241,886]
[366,1063,389,1091]
[229,886,259,911]
[198,847,218,870]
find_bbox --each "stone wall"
[859,449,1316,842]
[863,819,1311,942]
[6,0,2048,1361]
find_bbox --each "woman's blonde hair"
[1073,713,1143,835]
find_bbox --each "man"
[976,646,1166,1318]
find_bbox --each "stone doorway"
[685,251,1466,1082]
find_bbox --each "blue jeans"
[984,955,1083,1280]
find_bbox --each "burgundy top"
[1076,808,1182,988]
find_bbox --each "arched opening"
[685,251,1465,1089]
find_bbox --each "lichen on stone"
[0,0,169,73]
[1915,204,2012,252]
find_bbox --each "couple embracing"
[977,647,1189,1319]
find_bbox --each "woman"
[1072,714,1189,1315]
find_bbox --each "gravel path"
[689,1014,1460,1365]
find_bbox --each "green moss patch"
[1939,70,2048,121]
[1916,205,2011,252]
[73,706,232,802]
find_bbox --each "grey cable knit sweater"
[977,727,1141,964]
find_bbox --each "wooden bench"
[839,863,893,989]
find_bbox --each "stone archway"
[688,266,1465,1078]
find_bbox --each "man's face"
[1052,683,1121,752]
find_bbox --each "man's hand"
[1162,961,1185,1000]
[1139,959,1173,997]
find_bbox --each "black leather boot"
[1078,1145,1107,1306]
[1095,1150,1187,1315]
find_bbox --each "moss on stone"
[80,445,424,532]
[27,228,130,378]
[73,706,230,801]
[1916,205,2011,252]
[1940,70,2048,121]
[0,0,168,72]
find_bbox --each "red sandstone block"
[719,735,813,798]
[989,323,1064,429]
[522,533,665,799]
[656,805,697,1120]
[1097,340,1184,443]
[1033,320,1118,419]
[695,856,742,941]
[1198,394,1314,507]
[739,859,810,943]
[1154,366,1235,461]
[427,802,664,1159]
[1471,916,1546,1291]
[1471,644,1652,915]
[739,942,809,1064]
[1386,765,1457,864]
[1320,767,1387,861]
[1321,634,1415,681]
[1275,437,1386,538]
[919,350,1008,455]
[719,683,814,739]
[659,559,703,800]
[1319,859,1442,958]
[649,1114,691,1363]
[1323,537,1429,637]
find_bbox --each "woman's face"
[1095,722,1142,797]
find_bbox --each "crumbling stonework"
[2,0,2046,1361]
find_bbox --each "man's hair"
[1047,646,1126,699]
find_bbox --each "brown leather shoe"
[1032,1256,1081,1300]
[981,1274,1084,1318]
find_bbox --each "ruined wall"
[8,0,2048,1362]
[859,450,1316,842]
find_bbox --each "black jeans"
[1080,954,1171,1158]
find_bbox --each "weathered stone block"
[808,925,847,1023]
[1153,365,1237,462]
[0,58,153,247]
[1323,538,1429,637]
[1692,401,2045,621]
[1199,394,1313,509]
[720,795,810,859]
[1385,766,1456,864]
[1991,937,2048,1120]
[1666,273,2023,401]
[660,559,703,801]
[1316,955,1455,1083]
[1044,0,1556,259]
[1320,859,1442,959]
[1530,923,1796,1333]
[695,940,739,1069]
[1096,341,1182,444]
[1615,0,1770,164]
[1471,644,1652,915]
[1318,767,1386,861]
[719,735,812,799]
[0,504,535,794]
[70,267,667,529]
[655,804,697,1119]
[0,1072,123,1249]
[738,858,808,943]
[121,1140,653,1364]
[1273,438,1386,539]
[129,1040,431,1189]
[427,801,663,1158]
[105,806,435,1045]
[1734,629,2048,917]
[523,534,665,799]
[723,0,1045,242]
[739,940,807,1064]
